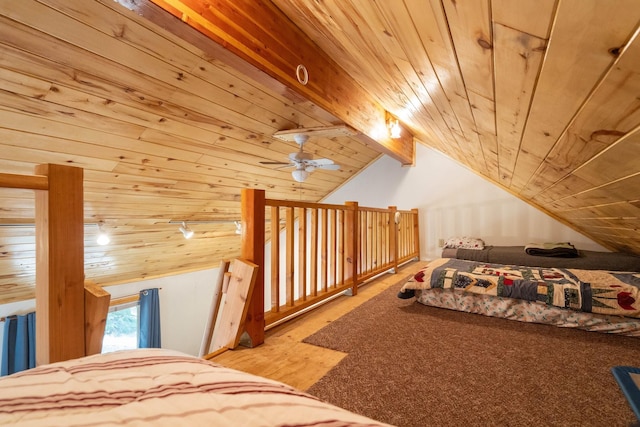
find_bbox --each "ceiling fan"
[260,126,354,182]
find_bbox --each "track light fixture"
[96,221,110,246]
[179,221,194,239]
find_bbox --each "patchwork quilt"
[401,258,640,318]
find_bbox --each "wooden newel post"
[389,206,398,273]
[34,164,85,365]
[345,201,359,295]
[412,208,420,258]
[240,189,265,347]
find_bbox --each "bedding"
[0,348,392,427]
[401,258,640,319]
[442,245,640,271]
[443,236,485,250]
[524,241,578,257]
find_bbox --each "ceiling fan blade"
[308,158,334,166]
[316,163,341,170]
[260,161,292,165]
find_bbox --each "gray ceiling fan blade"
[260,161,292,165]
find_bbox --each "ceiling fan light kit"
[292,168,309,182]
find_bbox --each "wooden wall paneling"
[491,0,556,39]
[0,6,295,141]
[146,0,414,164]
[406,0,480,138]
[371,2,460,137]
[511,0,640,193]
[374,0,485,168]
[442,0,493,102]
[493,23,546,186]
[267,1,413,120]
[571,127,640,186]
[465,90,499,181]
[522,21,640,198]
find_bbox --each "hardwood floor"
[211,260,424,390]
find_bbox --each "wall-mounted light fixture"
[96,221,110,245]
[179,221,194,239]
[388,119,401,139]
[234,221,242,235]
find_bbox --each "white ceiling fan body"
[262,130,341,182]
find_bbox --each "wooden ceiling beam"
[115,0,414,165]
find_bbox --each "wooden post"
[412,208,421,258]
[344,202,359,295]
[84,282,111,356]
[34,164,84,365]
[240,189,265,347]
[389,206,398,273]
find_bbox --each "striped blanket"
[0,349,392,427]
[401,258,640,318]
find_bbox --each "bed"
[400,258,640,336]
[441,245,640,271]
[0,348,392,427]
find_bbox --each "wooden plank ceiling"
[1,0,639,304]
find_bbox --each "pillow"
[443,236,485,250]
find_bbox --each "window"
[102,299,138,353]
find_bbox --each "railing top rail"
[266,199,354,211]
[358,206,398,213]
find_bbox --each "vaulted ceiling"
[1,0,639,304]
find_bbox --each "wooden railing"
[240,190,420,346]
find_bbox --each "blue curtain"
[139,288,161,348]
[1,312,36,376]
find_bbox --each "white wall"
[324,144,607,260]
[104,267,219,356]
[0,267,219,359]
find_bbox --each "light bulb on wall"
[388,119,401,139]
[96,221,110,245]
[234,221,242,235]
[179,221,194,239]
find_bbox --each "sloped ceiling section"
[268,0,640,254]
[129,0,640,248]
[0,0,639,305]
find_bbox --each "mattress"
[400,258,640,335]
[442,245,640,271]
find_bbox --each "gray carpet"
[303,278,640,427]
